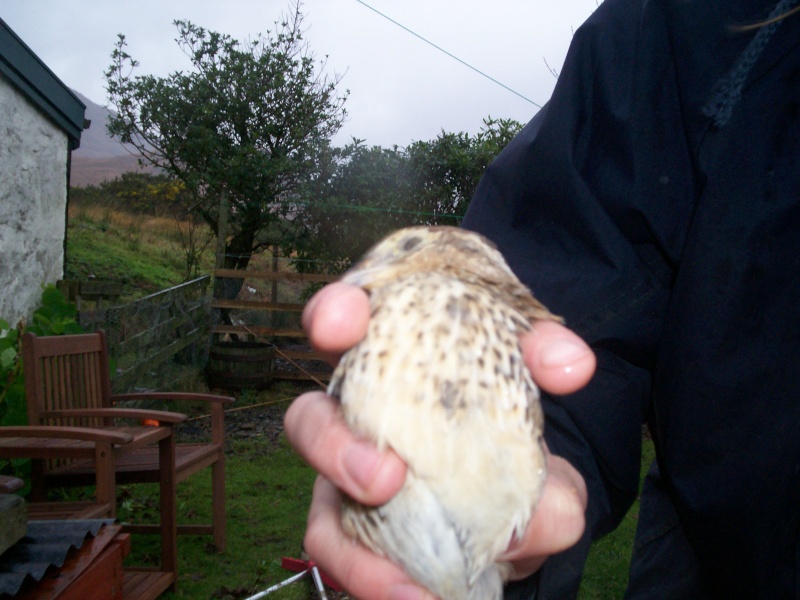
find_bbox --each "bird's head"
[339,226,518,290]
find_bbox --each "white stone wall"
[0,73,68,326]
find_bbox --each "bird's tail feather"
[341,472,503,600]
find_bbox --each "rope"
[187,325,329,422]
[185,396,295,422]
[240,324,330,390]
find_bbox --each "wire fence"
[64,254,347,393]
[72,276,212,393]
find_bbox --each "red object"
[141,419,160,427]
[280,557,344,592]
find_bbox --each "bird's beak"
[339,264,385,288]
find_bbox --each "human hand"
[285,282,594,599]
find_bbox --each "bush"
[0,285,84,427]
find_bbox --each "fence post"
[214,189,229,271]
[213,189,230,331]
[270,246,279,328]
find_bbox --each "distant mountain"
[71,90,131,159]
[70,90,157,187]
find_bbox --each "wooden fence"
[211,268,338,382]
[63,264,341,390]
[62,264,341,391]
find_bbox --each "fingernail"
[389,583,428,600]
[539,339,591,369]
[343,440,381,489]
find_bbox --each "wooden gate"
[210,266,337,383]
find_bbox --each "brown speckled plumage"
[328,226,560,599]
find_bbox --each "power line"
[265,197,466,220]
[306,200,464,219]
[354,1,542,109]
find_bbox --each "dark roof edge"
[0,17,86,150]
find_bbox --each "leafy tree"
[105,2,348,282]
[296,118,523,268]
[406,116,523,221]
[295,141,418,272]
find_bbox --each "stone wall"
[0,72,68,326]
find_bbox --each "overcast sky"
[3,1,598,148]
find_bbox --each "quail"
[328,226,561,599]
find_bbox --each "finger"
[522,320,596,395]
[285,391,407,505]
[499,453,588,580]
[303,283,371,364]
[305,477,436,600]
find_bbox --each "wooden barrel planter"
[206,342,275,391]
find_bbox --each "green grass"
[579,437,655,599]
[119,436,320,600]
[66,201,275,300]
[66,208,192,298]
[115,425,654,599]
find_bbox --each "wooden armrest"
[42,408,188,424]
[0,425,134,444]
[0,475,24,494]
[111,392,235,405]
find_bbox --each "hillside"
[70,90,156,186]
[71,90,131,159]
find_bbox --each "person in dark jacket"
[285,0,800,598]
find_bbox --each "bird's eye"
[401,236,422,252]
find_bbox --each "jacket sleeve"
[462,0,697,594]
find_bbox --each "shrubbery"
[0,285,84,427]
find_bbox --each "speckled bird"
[328,226,561,600]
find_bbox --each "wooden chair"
[0,426,135,520]
[0,423,180,598]
[22,330,235,551]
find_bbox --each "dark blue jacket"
[463,0,800,597]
